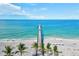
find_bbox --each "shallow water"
[0,20,79,39]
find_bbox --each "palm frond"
[16,43,27,56]
[2,45,14,56]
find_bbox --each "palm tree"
[53,45,59,56]
[38,43,46,56]
[46,43,53,55]
[41,43,45,56]
[15,43,27,56]
[2,45,14,56]
[32,42,38,56]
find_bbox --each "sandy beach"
[0,37,79,56]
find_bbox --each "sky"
[0,3,79,20]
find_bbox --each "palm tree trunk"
[20,52,22,56]
[42,50,44,56]
[36,48,38,56]
[42,44,44,56]
[54,51,58,56]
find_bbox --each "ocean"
[0,20,79,40]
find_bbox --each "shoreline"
[0,37,79,56]
[0,36,79,41]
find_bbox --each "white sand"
[0,37,79,56]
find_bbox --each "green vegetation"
[32,42,38,56]
[15,43,27,56]
[46,43,53,55]
[2,45,14,56]
[2,42,61,56]
[41,43,45,56]
[53,45,59,56]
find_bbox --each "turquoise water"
[0,20,79,39]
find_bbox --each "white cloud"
[0,4,21,15]
[32,7,48,12]
[0,3,79,19]
[40,7,47,11]
[0,3,27,16]
[0,3,30,19]
[0,3,48,19]
[28,15,48,19]
[31,4,37,6]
